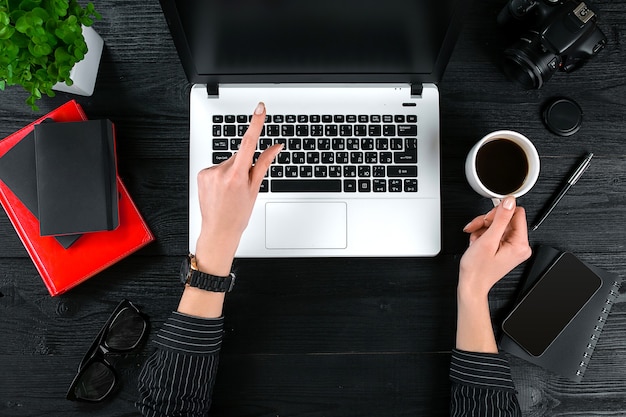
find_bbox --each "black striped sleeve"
[136,312,224,417]
[450,349,521,417]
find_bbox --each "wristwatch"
[180,254,236,292]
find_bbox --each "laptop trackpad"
[265,202,347,249]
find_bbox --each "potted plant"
[0,0,102,111]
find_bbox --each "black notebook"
[34,120,118,236]
[0,130,80,248]
[500,246,621,382]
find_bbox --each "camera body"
[497,0,607,89]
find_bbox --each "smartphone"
[502,252,602,357]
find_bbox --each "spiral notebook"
[500,246,621,382]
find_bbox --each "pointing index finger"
[234,102,266,169]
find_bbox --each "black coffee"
[475,139,529,195]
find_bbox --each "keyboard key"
[332,138,346,150]
[404,179,418,192]
[394,115,405,123]
[383,125,396,136]
[358,179,371,192]
[314,166,328,177]
[322,152,335,164]
[380,152,393,164]
[260,179,269,192]
[343,165,356,177]
[398,124,418,136]
[344,179,357,192]
[300,166,313,177]
[230,138,242,150]
[213,115,224,123]
[285,166,298,177]
[373,166,386,177]
[370,115,381,123]
[278,152,291,164]
[322,115,333,123]
[273,115,284,123]
[303,138,316,150]
[311,125,324,136]
[405,138,418,150]
[260,138,273,149]
[292,152,305,164]
[271,179,342,192]
[212,125,222,136]
[297,115,309,123]
[329,166,342,177]
[394,150,417,164]
[358,166,371,177]
[224,125,236,136]
[296,125,309,136]
[317,138,331,150]
[361,138,374,150]
[237,125,247,136]
[213,139,228,150]
[266,125,280,136]
[281,124,295,136]
[350,152,364,164]
[336,152,349,164]
[365,152,378,164]
[389,179,403,192]
[288,138,302,150]
[358,115,369,123]
[382,115,393,123]
[407,115,417,123]
[346,115,357,123]
[391,138,403,150]
[237,115,248,123]
[270,166,284,177]
[388,166,418,177]
[376,138,389,150]
[225,115,236,123]
[213,152,232,164]
[285,115,296,123]
[368,125,381,136]
[325,124,338,136]
[347,138,360,150]
[373,179,387,192]
[354,125,367,136]
[306,151,320,164]
[339,125,353,136]
[310,115,321,123]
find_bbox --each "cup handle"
[491,198,502,207]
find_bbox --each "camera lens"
[502,34,560,89]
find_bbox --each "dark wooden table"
[1,1,625,416]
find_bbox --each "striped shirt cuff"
[154,311,224,355]
[450,349,516,391]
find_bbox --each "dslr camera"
[497,0,607,89]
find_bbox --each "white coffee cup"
[465,130,540,205]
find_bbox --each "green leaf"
[0,80,5,90]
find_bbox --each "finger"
[482,196,517,241]
[504,207,530,246]
[234,102,266,169]
[250,143,283,186]
[463,207,497,233]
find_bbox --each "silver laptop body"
[159,0,469,257]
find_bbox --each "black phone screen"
[502,252,602,357]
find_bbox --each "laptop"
[159,0,468,257]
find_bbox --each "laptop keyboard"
[211,114,418,193]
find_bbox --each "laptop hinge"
[206,84,219,97]
[410,83,423,97]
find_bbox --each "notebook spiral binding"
[576,281,622,376]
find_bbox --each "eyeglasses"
[66,299,149,402]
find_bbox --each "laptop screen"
[160,0,467,84]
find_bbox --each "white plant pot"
[52,26,104,96]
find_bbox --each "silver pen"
[531,152,594,231]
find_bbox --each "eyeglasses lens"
[72,361,116,401]
[106,307,147,351]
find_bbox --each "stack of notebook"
[0,100,154,296]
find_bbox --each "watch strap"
[187,271,236,292]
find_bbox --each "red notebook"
[0,100,154,296]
